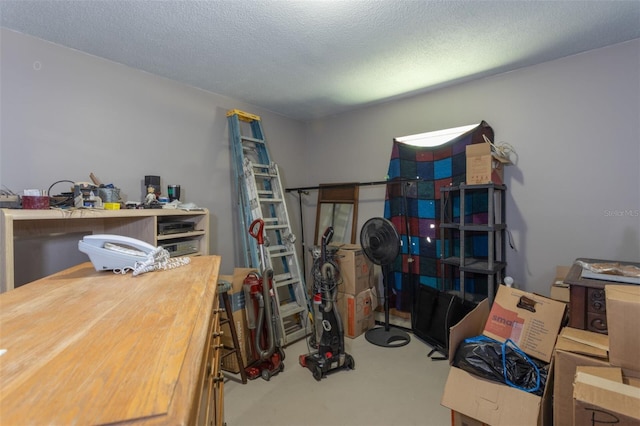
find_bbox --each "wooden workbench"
[0,255,223,425]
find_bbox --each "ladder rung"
[258,197,283,203]
[251,162,270,169]
[254,171,277,178]
[273,272,294,282]
[267,246,294,255]
[241,136,265,144]
[265,224,288,230]
[279,302,307,318]
[274,278,300,289]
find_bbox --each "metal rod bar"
[285,178,424,193]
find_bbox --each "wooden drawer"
[586,312,608,334]
[586,288,606,313]
[197,295,224,426]
[197,304,224,426]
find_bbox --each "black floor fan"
[360,217,411,348]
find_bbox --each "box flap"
[448,298,490,363]
[483,285,566,363]
[555,327,609,358]
[574,371,640,423]
[606,284,640,303]
[576,366,623,382]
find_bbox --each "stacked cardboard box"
[553,327,610,426]
[573,366,640,425]
[549,265,571,303]
[441,285,567,425]
[553,285,640,425]
[332,244,377,339]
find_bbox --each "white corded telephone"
[78,234,190,276]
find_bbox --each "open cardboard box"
[553,327,610,426]
[441,285,565,426]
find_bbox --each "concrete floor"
[224,325,452,426]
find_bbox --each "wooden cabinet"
[0,256,224,425]
[0,208,209,292]
[564,258,640,334]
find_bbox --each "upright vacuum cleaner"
[243,218,285,381]
[299,226,355,381]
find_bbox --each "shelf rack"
[440,183,506,304]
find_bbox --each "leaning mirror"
[314,184,359,245]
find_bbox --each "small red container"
[22,196,50,209]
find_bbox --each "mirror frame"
[314,183,359,246]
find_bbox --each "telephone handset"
[78,234,190,275]
[79,234,156,271]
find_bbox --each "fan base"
[365,326,410,348]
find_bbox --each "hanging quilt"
[383,121,494,312]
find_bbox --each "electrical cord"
[482,134,517,163]
[47,180,76,207]
[113,247,191,276]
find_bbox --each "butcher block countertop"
[0,255,221,425]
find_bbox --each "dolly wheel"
[313,366,322,381]
[261,369,271,381]
[280,362,285,373]
[299,355,307,367]
[346,354,355,370]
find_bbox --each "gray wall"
[0,28,306,276]
[1,28,638,296]
[303,39,640,295]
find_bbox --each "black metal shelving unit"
[440,183,507,304]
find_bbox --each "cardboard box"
[337,288,375,339]
[549,265,571,303]
[553,327,610,426]
[219,268,256,373]
[441,299,554,426]
[606,285,640,372]
[334,244,375,295]
[451,410,489,426]
[465,143,508,185]
[483,285,566,363]
[573,368,640,425]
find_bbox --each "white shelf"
[0,207,209,292]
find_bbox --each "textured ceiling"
[1,1,639,121]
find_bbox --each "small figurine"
[144,185,157,205]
